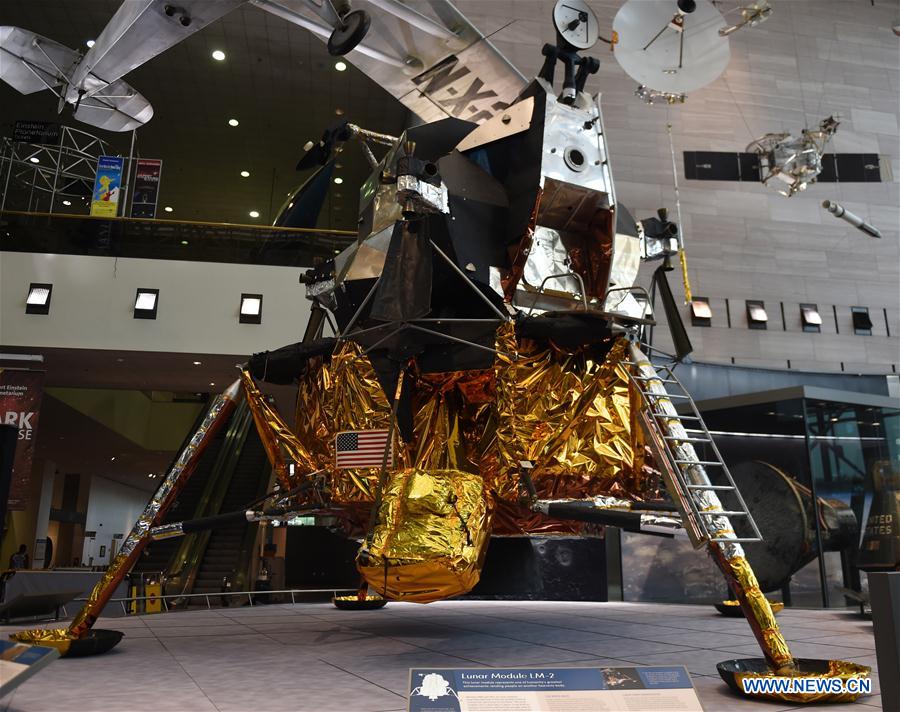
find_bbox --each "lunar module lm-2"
[12,0,869,701]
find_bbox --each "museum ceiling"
[0,0,411,229]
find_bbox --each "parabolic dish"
[613,0,730,94]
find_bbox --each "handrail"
[0,209,357,237]
[64,588,360,616]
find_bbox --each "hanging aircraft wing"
[0,26,79,95]
[67,0,247,103]
[1,1,246,132]
[252,0,527,124]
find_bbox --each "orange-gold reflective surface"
[725,555,795,671]
[732,660,871,704]
[8,628,74,654]
[280,326,653,535]
[357,468,492,602]
[495,334,650,504]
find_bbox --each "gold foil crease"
[722,599,784,614]
[495,335,649,503]
[285,327,652,535]
[734,660,871,704]
[357,468,492,602]
[726,555,795,670]
[9,628,74,654]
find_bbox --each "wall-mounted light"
[851,306,873,336]
[800,303,822,333]
[134,288,159,320]
[26,283,52,315]
[240,293,263,324]
[690,297,711,327]
[746,300,768,330]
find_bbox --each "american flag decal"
[335,430,392,469]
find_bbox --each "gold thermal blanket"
[357,468,492,602]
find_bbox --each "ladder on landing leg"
[622,354,763,547]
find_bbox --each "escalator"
[190,428,270,598]
[131,402,228,577]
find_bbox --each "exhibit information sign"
[0,640,59,697]
[131,158,163,218]
[91,155,124,217]
[13,120,60,144]
[0,369,44,511]
[408,666,703,712]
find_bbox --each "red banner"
[0,369,45,510]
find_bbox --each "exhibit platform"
[0,600,881,712]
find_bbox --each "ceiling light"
[240,293,263,324]
[228,118,239,127]
[249,210,260,218]
[212,49,226,61]
[148,473,155,479]
[86,39,95,48]
[134,288,159,320]
[62,199,71,206]
[209,382,216,387]
[333,177,343,184]
[164,206,173,212]
[181,240,189,245]
[110,456,116,461]
[335,108,344,116]
[240,170,250,178]
[26,283,52,315]
[29,157,39,163]
[334,61,347,71]
[193,360,202,365]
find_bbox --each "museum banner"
[130,158,162,219]
[90,155,124,217]
[0,369,45,511]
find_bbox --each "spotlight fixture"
[240,170,250,178]
[25,283,52,315]
[193,360,202,365]
[29,157,40,163]
[746,300,768,330]
[239,293,263,324]
[86,39,95,48]
[800,303,822,333]
[180,240,188,245]
[209,382,215,387]
[164,206,173,212]
[249,210,260,218]
[134,288,159,320]
[333,177,343,184]
[851,306,873,336]
[334,61,347,71]
[211,49,226,61]
[228,118,239,127]
[689,297,711,327]
[62,199,71,206]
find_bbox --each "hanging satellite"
[613,0,730,103]
[747,115,840,196]
[719,1,773,37]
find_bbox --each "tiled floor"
[0,600,882,712]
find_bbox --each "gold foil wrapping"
[9,628,74,654]
[358,468,492,602]
[719,553,795,671]
[734,660,871,704]
[278,327,652,534]
[495,335,649,504]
